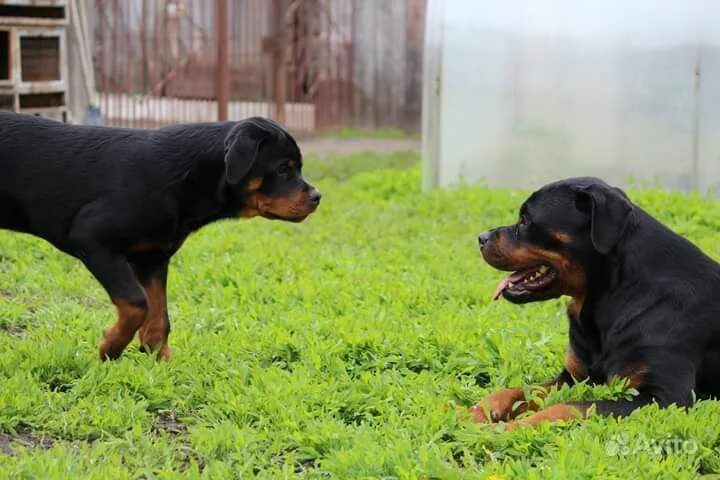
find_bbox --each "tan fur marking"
[246,177,263,191]
[469,376,582,425]
[505,403,588,430]
[550,229,572,243]
[567,295,584,321]
[485,231,586,299]
[565,349,588,381]
[137,278,170,361]
[240,188,313,220]
[469,387,526,423]
[99,300,147,360]
[618,364,649,389]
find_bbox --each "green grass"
[321,127,418,140]
[1,152,720,478]
[304,151,420,182]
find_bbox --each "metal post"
[691,45,703,191]
[216,0,229,121]
[422,0,444,191]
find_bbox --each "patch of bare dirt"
[152,411,205,473]
[0,324,25,337]
[153,410,188,436]
[0,427,55,456]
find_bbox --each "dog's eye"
[276,164,291,176]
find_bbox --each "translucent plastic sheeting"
[422,0,720,193]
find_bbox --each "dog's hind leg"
[76,248,149,360]
[67,203,150,360]
[130,254,171,361]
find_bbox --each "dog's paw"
[468,402,504,423]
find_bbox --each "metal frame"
[421,0,443,191]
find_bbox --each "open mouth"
[492,265,557,301]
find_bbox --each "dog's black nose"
[478,231,491,248]
[310,190,322,206]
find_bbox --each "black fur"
[0,112,320,359]
[479,177,720,417]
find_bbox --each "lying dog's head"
[224,117,320,222]
[478,177,633,304]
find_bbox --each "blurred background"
[423,0,720,193]
[1,0,720,193]
[0,0,424,132]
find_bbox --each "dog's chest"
[568,316,609,384]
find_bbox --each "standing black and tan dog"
[0,112,320,360]
[472,177,720,429]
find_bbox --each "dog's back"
[0,112,153,237]
[0,113,231,239]
[0,112,320,360]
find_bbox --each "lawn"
[319,127,418,140]
[1,151,720,479]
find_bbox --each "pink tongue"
[492,268,537,301]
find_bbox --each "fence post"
[216,0,229,121]
[272,0,287,125]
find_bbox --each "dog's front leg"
[503,394,655,430]
[469,372,574,423]
[468,386,531,423]
[504,355,697,429]
[131,254,171,361]
[470,349,585,423]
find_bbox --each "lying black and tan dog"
[0,112,320,360]
[472,177,720,429]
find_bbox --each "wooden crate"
[0,0,68,121]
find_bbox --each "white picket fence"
[99,93,316,132]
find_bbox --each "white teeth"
[508,282,514,287]
[539,266,548,274]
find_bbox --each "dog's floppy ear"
[576,183,632,255]
[223,121,266,185]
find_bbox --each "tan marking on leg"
[469,387,526,423]
[617,364,649,389]
[137,278,170,361]
[565,348,588,381]
[99,300,147,360]
[505,403,588,430]
[156,344,171,361]
[468,375,579,424]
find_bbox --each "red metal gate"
[92,0,424,132]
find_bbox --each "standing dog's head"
[478,177,633,304]
[224,117,321,222]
